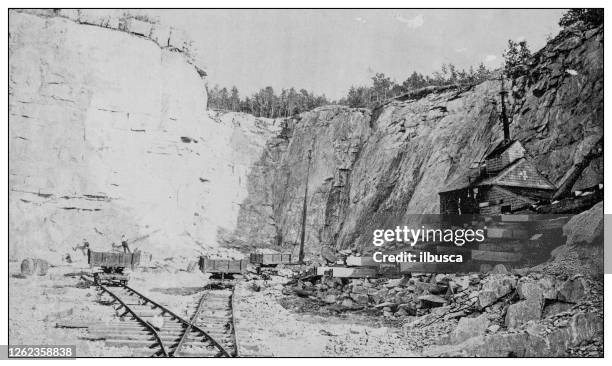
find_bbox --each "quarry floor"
[8,261,419,357]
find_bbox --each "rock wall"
[9,10,603,260]
[9,10,281,260]
[235,24,603,254]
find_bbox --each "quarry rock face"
[511,25,604,189]
[235,24,603,253]
[9,10,603,261]
[9,10,280,260]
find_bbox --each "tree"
[344,86,369,108]
[371,73,392,102]
[559,9,603,29]
[503,40,531,79]
[229,86,240,111]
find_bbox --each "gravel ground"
[233,277,417,356]
[13,260,600,357]
[9,263,424,357]
[8,262,131,357]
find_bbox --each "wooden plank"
[532,217,571,230]
[345,256,378,267]
[500,214,532,222]
[486,227,529,239]
[398,262,439,273]
[471,249,522,262]
[316,266,378,278]
[56,321,90,329]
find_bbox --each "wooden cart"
[88,250,141,285]
[199,256,248,279]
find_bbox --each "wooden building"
[439,139,556,215]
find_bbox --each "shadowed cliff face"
[234,25,603,254]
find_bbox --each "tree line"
[207,85,330,118]
[207,62,496,116]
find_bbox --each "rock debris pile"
[285,264,602,356]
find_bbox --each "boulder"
[341,298,355,307]
[385,278,405,288]
[543,301,574,317]
[505,298,543,328]
[563,201,603,246]
[537,276,559,300]
[395,308,409,316]
[351,285,366,294]
[20,258,49,276]
[368,288,388,304]
[397,303,417,315]
[451,314,491,344]
[350,293,369,305]
[557,277,586,303]
[418,294,447,308]
[478,275,516,309]
[323,294,337,304]
[320,246,337,263]
[517,280,549,301]
[491,264,508,274]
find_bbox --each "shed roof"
[439,157,556,194]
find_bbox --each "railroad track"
[176,281,239,357]
[84,278,233,357]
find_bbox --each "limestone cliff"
[235,24,603,254]
[9,10,281,260]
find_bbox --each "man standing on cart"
[111,234,131,253]
[111,234,132,253]
[120,234,131,253]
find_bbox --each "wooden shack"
[439,140,556,215]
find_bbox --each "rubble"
[505,298,543,328]
[451,314,490,344]
[557,276,586,303]
[283,248,602,356]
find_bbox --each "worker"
[120,234,131,253]
[73,239,90,256]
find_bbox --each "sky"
[153,9,566,100]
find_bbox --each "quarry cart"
[199,256,248,280]
[88,250,141,286]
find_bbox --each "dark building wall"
[439,188,478,215]
[479,185,532,214]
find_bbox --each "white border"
[1,2,609,365]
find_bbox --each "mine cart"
[88,250,141,285]
[249,253,294,267]
[199,256,248,279]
